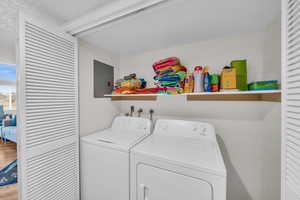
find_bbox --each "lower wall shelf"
[105,90,281,102]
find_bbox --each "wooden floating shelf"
[186,91,281,102]
[109,95,157,101]
[104,90,281,102]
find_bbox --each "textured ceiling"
[0,0,118,50]
[0,0,35,33]
[0,0,36,49]
[27,0,118,24]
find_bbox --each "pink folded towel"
[153,57,180,72]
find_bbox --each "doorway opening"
[0,34,18,200]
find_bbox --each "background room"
[0,20,17,200]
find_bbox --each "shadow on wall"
[118,96,277,121]
[217,135,253,200]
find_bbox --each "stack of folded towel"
[153,57,187,88]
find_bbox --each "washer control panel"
[112,116,152,134]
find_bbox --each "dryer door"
[137,164,213,200]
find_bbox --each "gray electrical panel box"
[94,60,114,98]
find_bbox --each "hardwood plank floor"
[0,141,17,200]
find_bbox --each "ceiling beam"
[62,0,168,36]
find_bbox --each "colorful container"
[184,72,194,93]
[194,66,203,93]
[248,80,279,91]
[221,66,237,90]
[231,60,248,91]
[203,67,211,92]
[210,74,220,92]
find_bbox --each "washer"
[130,119,227,200]
[81,116,152,200]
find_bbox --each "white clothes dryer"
[130,119,227,200]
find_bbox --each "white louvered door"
[17,13,79,200]
[282,0,300,199]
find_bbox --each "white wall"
[79,40,120,136]
[263,16,281,82]
[0,44,15,64]
[115,25,281,200]
[261,16,282,200]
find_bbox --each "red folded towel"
[153,57,180,72]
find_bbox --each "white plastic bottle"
[193,66,203,93]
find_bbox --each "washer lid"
[132,119,226,176]
[81,116,152,152]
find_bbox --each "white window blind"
[17,13,79,200]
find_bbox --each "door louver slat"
[283,0,300,198]
[26,144,76,200]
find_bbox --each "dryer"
[130,119,227,200]
[81,116,152,200]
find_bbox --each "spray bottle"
[194,66,203,93]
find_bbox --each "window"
[0,64,16,113]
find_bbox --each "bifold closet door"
[282,0,300,199]
[17,13,79,200]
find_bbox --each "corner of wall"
[262,15,282,83]
[78,39,121,136]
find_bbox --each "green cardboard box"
[231,59,248,91]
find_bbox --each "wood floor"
[0,141,17,200]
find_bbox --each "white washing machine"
[130,119,227,200]
[81,116,152,200]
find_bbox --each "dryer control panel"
[153,119,216,140]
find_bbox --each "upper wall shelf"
[104,90,281,102]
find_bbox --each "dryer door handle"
[140,184,149,200]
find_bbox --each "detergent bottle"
[184,72,194,93]
[194,66,203,93]
[203,66,211,92]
